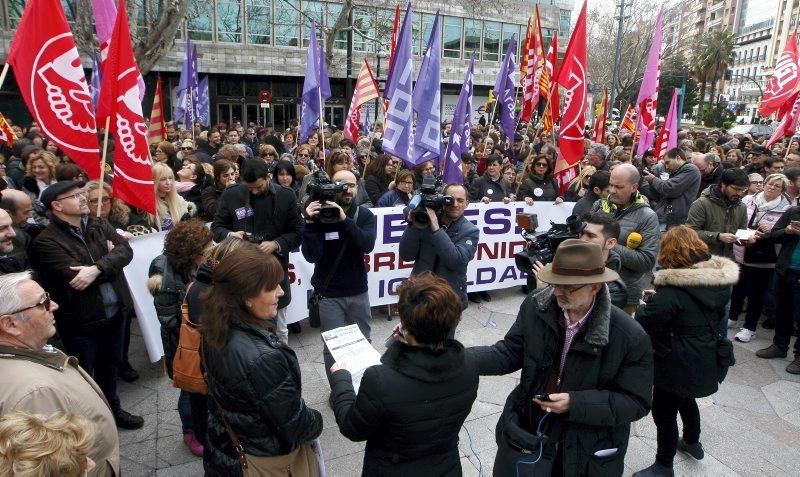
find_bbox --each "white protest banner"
[126,201,574,362]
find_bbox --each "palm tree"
[693,28,737,111]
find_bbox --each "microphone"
[627,232,642,249]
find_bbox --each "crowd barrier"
[123,201,575,362]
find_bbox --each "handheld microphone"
[627,232,642,249]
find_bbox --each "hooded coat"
[635,256,739,397]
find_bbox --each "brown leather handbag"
[172,283,207,394]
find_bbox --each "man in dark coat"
[471,240,654,476]
[30,180,142,429]
[211,159,302,344]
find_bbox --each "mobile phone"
[533,394,551,402]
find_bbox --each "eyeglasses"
[55,191,87,202]
[8,292,51,315]
[399,180,414,185]
[88,197,112,205]
[553,284,589,294]
[297,153,310,158]
[340,183,358,190]
[534,163,548,168]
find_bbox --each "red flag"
[767,93,800,147]
[95,0,155,214]
[344,60,380,141]
[761,30,800,118]
[555,0,587,173]
[592,87,609,144]
[147,76,166,145]
[0,113,18,147]
[6,0,100,178]
[520,7,544,122]
[540,33,559,136]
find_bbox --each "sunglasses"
[9,292,52,315]
[297,153,310,157]
[181,147,192,151]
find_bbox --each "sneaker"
[756,344,788,359]
[677,438,704,460]
[183,430,204,456]
[632,462,674,477]
[114,409,144,430]
[787,357,800,375]
[727,319,739,329]
[735,328,756,343]
[119,361,139,383]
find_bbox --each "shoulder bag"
[172,282,207,394]
[743,206,778,264]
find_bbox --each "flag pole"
[0,64,10,91]
[319,37,326,149]
[96,116,111,218]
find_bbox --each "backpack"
[172,282,207,394]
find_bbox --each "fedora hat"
[536,239,620,286]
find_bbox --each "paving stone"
[325,451,365,476]
[154,459,204,476]
[761,380,800,416]
[712,381,776,415]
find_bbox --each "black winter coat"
[364,173,391,205]
[518,174,560,202]
[201,182,225,221]
[148,255,190,379]
[635,256,739,397]
[31,216,133,334]
[471,286,653,476]
[330,341,479,477]
[203,319,322,476]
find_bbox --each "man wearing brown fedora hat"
[472,239,653,476]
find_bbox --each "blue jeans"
[178,390,193,433]
[58,311,126,413]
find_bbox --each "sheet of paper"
[735,229,755,241]
[321,325,382,394]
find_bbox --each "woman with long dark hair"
[202,245,322,475]
[633,226,738,477]
[201,159,236,221]
[363,154,397,205]
[518,153,562,203]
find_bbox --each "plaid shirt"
[558,298,595,383]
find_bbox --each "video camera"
[409,175,454,230]
[307,169,347,224]
[514,214,585,274]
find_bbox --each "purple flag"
[90,51,101,112]
[443,57,475,185]
[300,20,331,144]
[195,76,210,127]
[412,11,441,166]
[494,36,517,139]
[635,8,664,155]
[382,3,415,166]
[175,38,198,127]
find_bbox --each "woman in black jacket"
[518,153,562,204]
[202,245,322,476]
[363,153,397,205]
[633,226,739,477]
[329,272,479,477]
[201,159,236,221]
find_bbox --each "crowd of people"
[1,114,800,477]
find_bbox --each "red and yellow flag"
[0,113,18,147]
[540,33,559,137]
[592,87,609,144]
[344,59,381,141]
[620,105,636,133]
[520,6,544,123]
[147,76,166,145]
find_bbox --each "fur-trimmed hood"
[653,255,739,310]
[533,283,612,347]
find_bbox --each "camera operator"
[211,159,302,344]
[529,212,628,308]
[301,170,377,381]
[399,183,479,317]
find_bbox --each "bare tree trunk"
[134,0,192,75]
[325,0,353,67]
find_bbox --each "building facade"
[0,0,571,131]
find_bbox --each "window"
[326,3,347,50]
[246,0,271,45]
[353,6,376,52]
[560,9,571,36]
[483,21,500,62]
[463,19,481,59]
[217,79,244,97]
[420,13,436,57]
[501,23,519,59]
[7,0,25,27]
[217,0,243,43]
[301,0,323,47]
[377,8,397,55]
[443,16,462,59]
[274,0,299,46]
[187,0,213,41]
